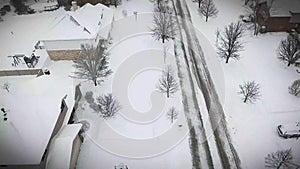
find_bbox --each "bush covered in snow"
[288,79,300,97]
[97,94,121,119]
[10,0,29,15]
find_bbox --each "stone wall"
[47,50,81,61]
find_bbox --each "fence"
[0,69,43,77]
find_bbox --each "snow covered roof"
[44,3,114,40]
[46,124,82,169]
[0,11,63,70]
[0,62,75,165]
[269,0,300,17]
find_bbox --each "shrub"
[288,79,300,97]
[3,5,11,12]
[10,0,28,15]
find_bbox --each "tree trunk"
[206,15,208,22]
[94,80,97,86]
[288,62,291,67]
[162,36,165,43]
[277,162,283,169]
[167,90,169,98]
[198,1,201,8]
[225,56,229,63]
[243,96,247,103]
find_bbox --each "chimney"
[72,1,78,11]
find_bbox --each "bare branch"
[151,6,176,43]
[167,107,178,123]
[265,149,294,169]
[157,66,179,98]
[199,0,218,22]
[97,94,121,119]
[217,21,245,63]
[72,40,112,86]
[278,36,300,67]
[239,81,261,103]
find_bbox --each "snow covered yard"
[75,9,193,168]
[0,0,299,168]
[186,0,300,168]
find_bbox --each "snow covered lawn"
[75,9,193,168]
[186,0,300,168]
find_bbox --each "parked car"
[277,122,300,139]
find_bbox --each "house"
[45,124,83,169]
[41,3,114,60]
[0,2,113,75]
[257,0,300,32]
[0,69,76,168]
[0,2,113,168]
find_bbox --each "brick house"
[40,3,114,61]
[257,0,300,32]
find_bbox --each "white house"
[41,3,114,60]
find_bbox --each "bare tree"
[278,36,300,67]
[244,0,260,35]
[2,82,10,92]
[167,107,178,123]
[97,94,121,119]
[243,0,252,5]
[289,79,300,97]
[72,40,112,86]
[154,0,172,14]
[157,66,179,98]
[239,81,261,103]
[193,0,203,8]
[199,0,218,22]
[151,10,176,43]
[265,149,299,169]
[217,22,245,63]
[154,0,169,9]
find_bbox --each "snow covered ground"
[0,0,299,168]
[75,4,193,168]
[185,0,300,168]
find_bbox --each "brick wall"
[267,17,297,32]
[47,50,81,61]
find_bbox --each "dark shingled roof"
[289,13,300,23]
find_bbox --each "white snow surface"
[0,61,75,165]
[75,4,192,168]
